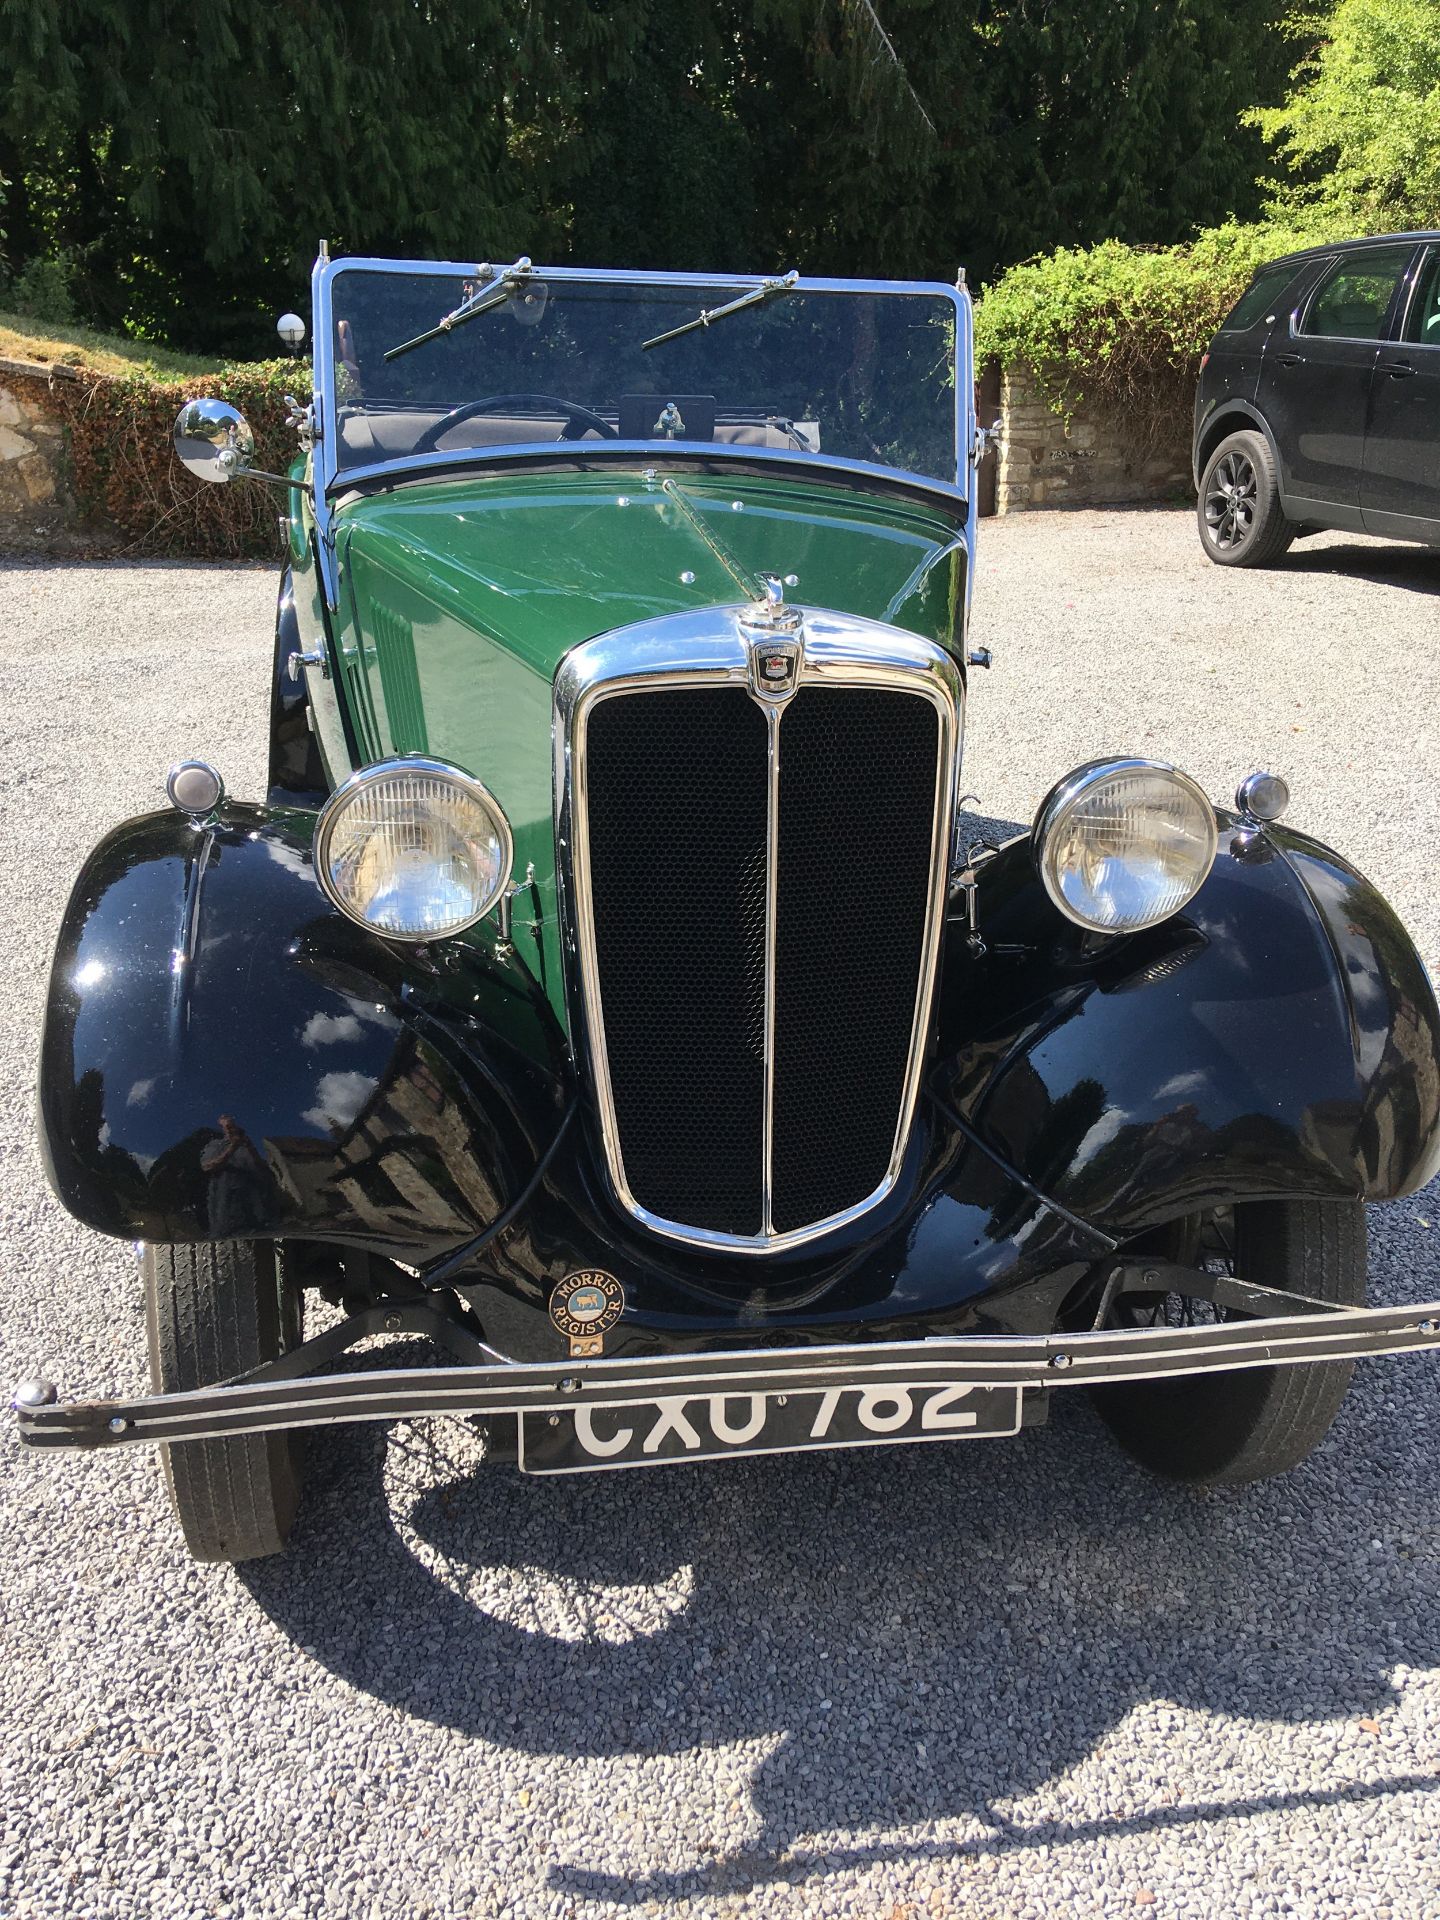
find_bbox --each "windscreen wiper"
[641,270,799,352]
[384,256,535,363]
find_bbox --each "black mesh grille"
[772,689,939,1234]
[581,678,941,1242]
[585,688,768,1234]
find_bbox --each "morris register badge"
[549,1269,625,1356]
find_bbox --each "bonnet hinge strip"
[656,476,767,604]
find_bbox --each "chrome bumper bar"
[15,1298,1440,1453]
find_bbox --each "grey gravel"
[2,513,1439,1920]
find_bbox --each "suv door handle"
[1382,360,1416,378]
[1274,352,1304,368]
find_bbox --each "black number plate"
[518,1381,1023,1473]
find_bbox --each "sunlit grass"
[0,311,225,379]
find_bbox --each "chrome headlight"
[1033,758,1217,934]
[314,757,513,940]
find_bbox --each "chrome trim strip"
[761,702,781,1237]
[659,475,768,600]
[309,247,339,608]
[322,256,966,298]
[554,607,962,1255]
[22,1303,1440,1450]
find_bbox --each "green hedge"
[58,359,305,559]
[973,218,1347,458]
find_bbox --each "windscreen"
[327,270,959,485]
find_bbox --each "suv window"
[1302,247,1414,340]
[1404,248,1440,345]
[1221,263,1300,332]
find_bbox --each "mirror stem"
[238,469,313,493]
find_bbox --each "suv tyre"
[1198,429,1295,568]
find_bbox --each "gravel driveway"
[3,510,1439,1920]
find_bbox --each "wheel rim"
[1204,451,1257,551]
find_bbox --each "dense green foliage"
[0,0,1293,357]
[1249,0,1440,230]
[5,250,79,323]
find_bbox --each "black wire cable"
[419,1099,579,1288]
[926,1086,1118,1254]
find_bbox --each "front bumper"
[16,1292,1440,1454]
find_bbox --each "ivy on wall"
[56,361,302,558]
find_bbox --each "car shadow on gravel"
[1277,541,1440,596]
[239,1359,1440,1903]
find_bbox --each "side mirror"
[173,398,255,485]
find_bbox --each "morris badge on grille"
[741,577,804,703]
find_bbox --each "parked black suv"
[1194,232,1440,565]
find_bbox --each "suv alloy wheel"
[1198,429,1295,567]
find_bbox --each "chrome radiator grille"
[558,612,958,1254]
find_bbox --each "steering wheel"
[413,392,617,455]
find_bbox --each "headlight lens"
[314,757,513,940]
[1033,758,1217,934]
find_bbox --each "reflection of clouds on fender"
[1153,1068,1207,1102]
[261,837,312,879]
[301,1010,365,1048]
[1072,1105,1126,1168]
[302,1069,378,1132]
[296,997,399,1054]
[383,1422,697,1646]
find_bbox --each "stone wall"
[995,362,1189,512]
[0,359,77,545]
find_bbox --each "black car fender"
[37,805,568,1253]
[1191,398,1284,496]
[936,820,1440,1238]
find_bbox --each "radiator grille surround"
[556,607,960,1254]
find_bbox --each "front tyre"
[1093,1198,1366,1485]
[143,1240,303,1562]
[1197,429,1295,567]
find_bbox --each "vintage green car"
[17,252,1440,1562]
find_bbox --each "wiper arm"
[384,256,534,363]
[641,270,799,352]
